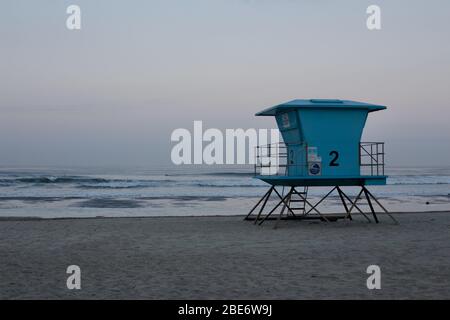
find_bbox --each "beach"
[1,211,450,299]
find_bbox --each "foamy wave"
[0,176,108,184]
[1,174,449,190]
[388,175,450,185]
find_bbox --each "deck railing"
[254,142,385,176]
[359,142,385,176]
[254,143,306,176]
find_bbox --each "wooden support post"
[347,189,364,215]
[304,186,337,215]
[340,188,371,222]
[246,185,394,226]
[259,189,293,225]
[253,186,274,223]
[273,187,297,217]
[364,187,399,224]
[337,186,352,220]
[363,187,379,223]
[244,186,273,221]
[293,187,330,222]
[274,187,293,229]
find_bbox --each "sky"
[1,0,450,167]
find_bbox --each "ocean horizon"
[1,165,449,219]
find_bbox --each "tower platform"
[255,175,387,187]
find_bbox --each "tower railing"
[359,142,385,176]
[254,143,306,176]
[254,142,385,176]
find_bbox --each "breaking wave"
[0,173,449,190]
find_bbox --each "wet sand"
[0,212,449,299]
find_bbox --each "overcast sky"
[1,0,450,167]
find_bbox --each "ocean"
[0,165,449,218]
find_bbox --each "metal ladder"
[288,186,308,217]
[281,159,308,217]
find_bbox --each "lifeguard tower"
[245,99,397,226]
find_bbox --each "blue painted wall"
[275,108,368,177]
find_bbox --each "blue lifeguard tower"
[245,99,397,225]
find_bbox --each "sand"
[0,212,450,299]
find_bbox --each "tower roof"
[256,99,387,116]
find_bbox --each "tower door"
[287,144,304,176]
